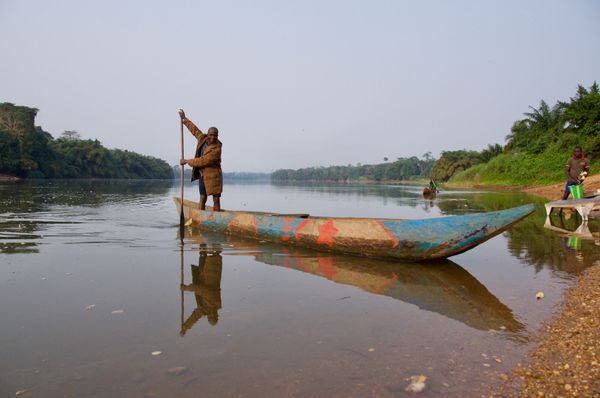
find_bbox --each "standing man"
[179,110,223,211]
[562,146,590,200]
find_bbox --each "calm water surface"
[1,180,598,397]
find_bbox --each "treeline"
[444,82,599,185]
[272,156,435,182]
[0,103,172,179]
[172,166,270,181]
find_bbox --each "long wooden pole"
[179,115,185,226]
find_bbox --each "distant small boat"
[422,187,438,196]
[174,198,535,261]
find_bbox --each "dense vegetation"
[439,82,599,185]
[430,145,503,182]
[272,156,434,182]
[0,103,172,179]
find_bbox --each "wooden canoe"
[173,198,535,261]
[422,187,438,196]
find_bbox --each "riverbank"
[522,173,600,200]
[0,174,20,182]
[494,262,600,397]
[445,173,600,201]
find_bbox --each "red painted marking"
[317,220,338,247]
[376,220,399,248]
[281,235,290,241]
[251,215,257,236]
[227,215,236,234]
[294,219,310,240]
[317,257,336,279]
[282,225,291,232]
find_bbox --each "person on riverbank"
[562,146,590,200]
[179,110,223,211]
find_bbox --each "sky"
[1,0,599,172]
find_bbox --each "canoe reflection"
[179,230,526,340]
[180,248,223,335]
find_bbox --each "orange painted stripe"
[294,219,310,240]
[376,220,399,248]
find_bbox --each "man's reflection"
[180,247,223,335]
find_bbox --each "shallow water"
[1,180,598,397]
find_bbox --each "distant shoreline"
[0,174,20,182]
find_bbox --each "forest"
[271,156,435,182]
[443,82,599,185]
[272,82,599,186]
[0,103,172,179]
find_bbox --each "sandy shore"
[522,173,600,201]
[494,263,600,397]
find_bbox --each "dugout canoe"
[173,197,535,261]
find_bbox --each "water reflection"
[180,247,223,334]
[0,180,172,254]
[180,229,527,340]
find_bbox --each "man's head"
[207,127,219,145]
[573,146,583,158]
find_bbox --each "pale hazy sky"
[1,0,598,172]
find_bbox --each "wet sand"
[495,262,600,397]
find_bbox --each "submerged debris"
[111,309,125,314]
[151,351,162,356]
[84,304,96,311]
[167,366,188,376]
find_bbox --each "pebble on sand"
[15,390,26,396]
[111,309,125,314]
[536,291,545,300]
[405,375,427,393]
[85,304,96,311]
[151,351,162,356]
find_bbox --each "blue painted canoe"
[174,198,535,261]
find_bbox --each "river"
[1,180,598,397]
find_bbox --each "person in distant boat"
[428,179,438,192]
[562,146,589,200]
[179,110,223,211]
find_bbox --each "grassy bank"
[436,145,592,190]
[448,151,598,188]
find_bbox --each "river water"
[1,180,598,397]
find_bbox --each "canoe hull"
[174,198,535,261]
